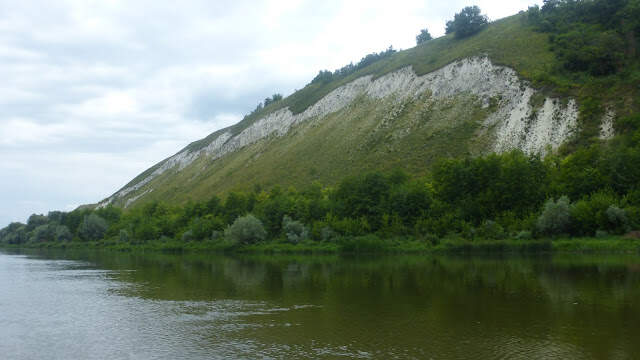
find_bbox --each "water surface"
[1,249,639,359]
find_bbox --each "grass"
[6,235,640,255]
[119,92,494,206]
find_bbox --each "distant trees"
[263,93,283,107]
[310,46,397,85]
[248,93,285,117]
[445,6,489,39]
[416,28,433,44]
[526,0,638,76]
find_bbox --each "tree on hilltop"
[445,6,489,39]
[416,28,433,44]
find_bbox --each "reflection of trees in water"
[16,249,640,358]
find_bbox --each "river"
[1,249,638,359]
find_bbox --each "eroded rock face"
[99,57,581,207]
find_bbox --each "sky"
[0,0,542,227]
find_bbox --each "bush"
[181,229,194,242]
[571,191,618,236]
[606,206,629,234]
[282,215,309,244]
[476,220,505,240]
[445,6,489,39]
[416,28,433,44]
[78,214,108,241]
[54,225,72,242]
[31,224,54,243]
[537,196,572,236]
[515,230,533,240]
[225,214,266,245]
[595,230,609,238]
[119,229,130,243]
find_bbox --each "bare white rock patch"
[599,109,616,140]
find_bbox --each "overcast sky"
[0,0,542,226]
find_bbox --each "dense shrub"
[476,220,506,240]
[570,191,618,236]
[225,214,266,245]
[78,214,108,241]
[54,225,72,242]
[282,215,309,244]
[537,196,572,236]
[526,0,639,77]
[605,206,629,234]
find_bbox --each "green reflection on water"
[10,249,640,359]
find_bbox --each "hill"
[99,8,639,209]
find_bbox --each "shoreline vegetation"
[3,235,640,255]
[2,145,640,255]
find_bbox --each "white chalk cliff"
[100,56,582,207]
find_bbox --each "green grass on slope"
[123,91,495,206]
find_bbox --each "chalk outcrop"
[99,57,582,208]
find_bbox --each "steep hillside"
[98,13,635,209]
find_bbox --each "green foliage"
[606,205,629,234]
[332,172,391,230]
[445,6,489,39]
[54,225,72,242]
[282,215,309,244]
[119,229,130,242]
[570,191,619,236]
[225,214,266,245]
[537,196,572,236]
[310,46,397,86]
[26,214,48,231]
[78,214,108,241]
[416,28,432,44]
[476,220,506,240]
[527,0,638,77]
[3,140,640,249]
[433,151,548,224]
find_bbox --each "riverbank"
[3,235,640,254]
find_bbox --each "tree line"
[2,113,639,247]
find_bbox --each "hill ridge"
[99,55,584,208]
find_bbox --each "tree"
[282,215,309,243]
[225,214,266,245]
[54,225,73,242]
[78,214,108,241]
[416,28,433,44]
[537,196,572,236]
[445,6,489,39]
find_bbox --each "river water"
[1,249,639,359]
